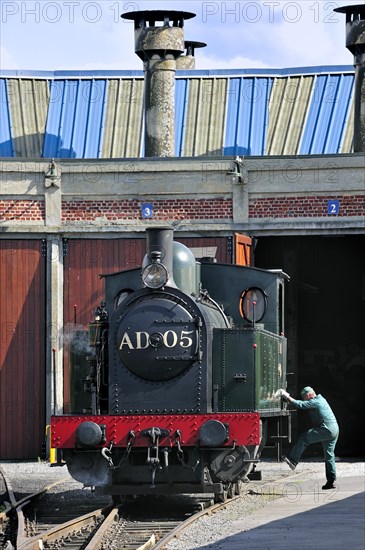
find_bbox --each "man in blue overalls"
[278,386,339,490]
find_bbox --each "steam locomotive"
[51,227,290,501]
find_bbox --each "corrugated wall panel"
[300,74,354,154]
[341,97,354,153]
[175,78,189,156]
[324,74,354,153]
[182,79,200,156]
[7,79,49,157]
[183,78,227,156]
[224,77,272,155]
[0,67,355,159]
[0,241,46,459]
[267,76,314,155]
[101,78,144,158]
[0,79,14,156]
[43,79,107,158]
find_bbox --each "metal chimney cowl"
[122,10,196,158]
[176,41,207,70]
[335,4,365,152]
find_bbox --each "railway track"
[1,465,302,549]
[12,495,211,549]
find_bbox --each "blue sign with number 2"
[328,200,340,215]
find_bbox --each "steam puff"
[62,323,92,354]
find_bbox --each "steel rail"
[14,478,70,549]
[153,469,310,549]
[153,495,241,549]
[1,467,68,549]
[18,507,108,550]
[83,506,119,550]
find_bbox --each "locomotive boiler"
[51,227,290,501]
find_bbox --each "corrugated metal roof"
[0,79,14,156]
[182,77,227,156]
[0,67,354,159]
[43,79,107,158]
[1,79,49,157]
[225,77,272,155]
[267,75,314,155]
[101,78,143,158]
[299,73,354,154]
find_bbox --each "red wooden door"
[62,238,144,411]
[0,241,46,459]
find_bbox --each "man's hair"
[301,386,315,397]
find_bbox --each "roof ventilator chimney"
[176,41,207,69]
[335,4,365,152]
[122,10,197,157]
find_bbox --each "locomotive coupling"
[101,442,115,470]
[141,426,170,488]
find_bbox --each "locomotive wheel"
[214,489,228,503]
[226,480,244,499]
[227,483,234,499]
[234,480,244,495]
[210,445,252,483]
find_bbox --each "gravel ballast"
[1,457,364,549]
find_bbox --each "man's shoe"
[322,482,336,490]
[282,455,297,470]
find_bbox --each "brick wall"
[249,195,365,218]
[0,200,45,221]
[62,198,233,222]
[1,195,363,224]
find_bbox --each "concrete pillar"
[44,159,62,226]
[46,237,64,422]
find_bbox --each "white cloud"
[195,53,270,70]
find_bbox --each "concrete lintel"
[245,158,365,194]
[244,153,365,170]
[1,217,363,237]
[235,217,365,236]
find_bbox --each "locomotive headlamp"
[142,252,168,289]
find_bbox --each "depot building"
[0,8,364,460]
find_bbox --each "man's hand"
[275,389,290,399]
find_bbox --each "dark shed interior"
[255,235,365,456]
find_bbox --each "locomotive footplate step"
[96,482,226,496]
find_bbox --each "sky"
[0,0,362,72]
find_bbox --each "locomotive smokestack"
[335,4,365,152]
[122,10,196,157]
[144,226,177,288]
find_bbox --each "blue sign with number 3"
[328,200,340,215]
[142,203,153,219]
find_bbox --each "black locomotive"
[52,227,290,501]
